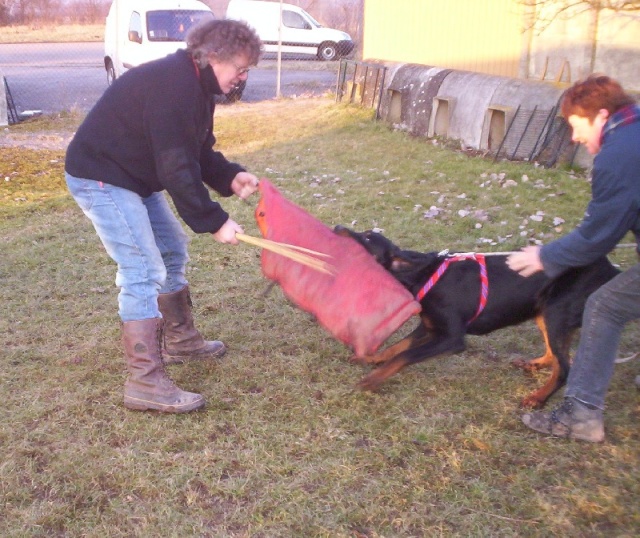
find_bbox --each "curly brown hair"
[186,19,262,68]
[561,75,636,121]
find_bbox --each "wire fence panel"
[1,42,109,116]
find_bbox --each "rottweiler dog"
[334,226,619,408]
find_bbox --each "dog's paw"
[349,354,370,365]
[511,358,545,372]
[350,353,386,365]
[356,372,384,391]
[520,394,545,409]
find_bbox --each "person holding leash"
[508,75,640,442]
[65,20,262,413]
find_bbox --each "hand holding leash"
[507,246,544,277]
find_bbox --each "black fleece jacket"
[65,49,244,233]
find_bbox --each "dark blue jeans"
[565,262,640,409]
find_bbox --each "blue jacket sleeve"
[540,147,639,278]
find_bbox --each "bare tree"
[320,0,363,39]
[66,0,108,23]
[521,0,640,33]
[0,0,13,24]
[0,0,110,24]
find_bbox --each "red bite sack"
[255,179,421,357]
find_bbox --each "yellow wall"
[363,0,526,78]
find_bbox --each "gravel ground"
[0,128,73,151]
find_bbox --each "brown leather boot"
[158,286,226,365]
[122,318,205,413]
[521,397,604,443]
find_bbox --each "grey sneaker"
[521,397,605,443]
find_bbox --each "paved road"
[1,42,339,114]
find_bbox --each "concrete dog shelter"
[375,62,572,165]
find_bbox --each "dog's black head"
[334,226,443,286]
[334,226,404,270]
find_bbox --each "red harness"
[415,254,488,324]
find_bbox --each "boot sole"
[124,395,205,413]
[522,415,604,443]
[163,346,227,365]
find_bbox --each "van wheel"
[106,59,116,86]
[317,42,338,61]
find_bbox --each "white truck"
[226,0,354,61]
[103,0,246,101]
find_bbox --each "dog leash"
[450,243,638,257]
[416,254,488,324]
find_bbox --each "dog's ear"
[391,256,413,272]
[390,250,440,274]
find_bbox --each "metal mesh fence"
[0,0,363,120]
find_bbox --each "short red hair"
[561,75,635,121]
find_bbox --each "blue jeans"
[565,262,640,409]
[66,173,190,322]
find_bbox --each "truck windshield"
[147,10,214,42]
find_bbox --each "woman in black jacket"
[65,20,262,413]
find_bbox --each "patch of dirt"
[0,129,73,151]
[0,97,329,151]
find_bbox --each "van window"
[146,10,214,42]
[128,12,143,43]
[282,10,311,30]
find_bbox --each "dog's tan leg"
[353,321,432,365]
[520,353,562,409]
[521,327,575,408]
[511,315,555,371]
[357,356,412,391]
[353,336,416,365]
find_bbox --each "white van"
[104,0,214,82]
[104,0,247,100]
[226,0,354,61]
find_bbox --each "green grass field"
[1,98,638,536]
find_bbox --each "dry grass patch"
[0,24,104,43]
